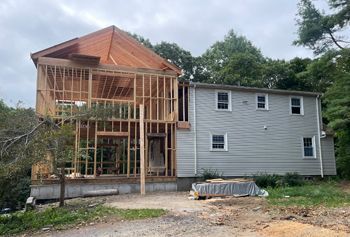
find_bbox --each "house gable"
[31,25,181,74]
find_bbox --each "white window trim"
[215,90,232,111]
[209,132,228,152]
[302,136,316,159]
[290,96,304,115]
[256,93,269,110]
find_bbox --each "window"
[290,96,304,115]
[256,94,268,110]
[210,133,228,151]
[216,91,231,111]
[303,137,315,158]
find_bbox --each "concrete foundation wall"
[176,177,199,191]
[31,182,177,200]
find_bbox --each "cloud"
[0,0,315,107]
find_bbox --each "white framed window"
[256,93,268,110]
[210,133,228,151]
[215,90,231,111]
[290,96,304,115]
[302,136,316,158]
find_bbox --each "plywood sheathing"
[31,26,181,75]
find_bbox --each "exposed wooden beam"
[140,104,145,195]
[38,57,178,76]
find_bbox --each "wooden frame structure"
[33,56,179,180]
[30,25,189,184]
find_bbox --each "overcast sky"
[0,0,324,107]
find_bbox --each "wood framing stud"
[140,104,145,195]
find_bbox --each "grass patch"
[266,182,350,207]
[0,205,166,235]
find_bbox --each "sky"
[0,0,324,107]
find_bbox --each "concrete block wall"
[31,182,177,200]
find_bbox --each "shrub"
[254,172,305,188]
[199,168,222,180]
[253,173,280,188]
[280,172,305,187]
[0,174,31,210]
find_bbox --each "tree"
[129,33,154,49]
[201,30,265,85]
[298,51,339,92]
[274,57,313,91]
[0,100,78,207]
[294,0,350,54]
[219,52,264,87]
[294,1,350,178]
[153,42,196,81]
[46,124,74,207]
[323,49,350,178]
[0,101,34,210]
[0,102,46,179]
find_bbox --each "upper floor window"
[256,94,268,110]
[290,96,304,115]
[303,137,315,158]
[216,91,231,111]
[210,133,228,151]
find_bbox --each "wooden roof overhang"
[37,57,178,76]
[31,25,182,76]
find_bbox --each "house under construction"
[31,26,336,199]
[31,26,189,198]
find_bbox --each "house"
[30,26,336,199]
[176,83,336,188]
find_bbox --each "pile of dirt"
[274,206,350,233]
[260,221,349,237]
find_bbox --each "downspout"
[193,84,197,175]
[316,95,324,178]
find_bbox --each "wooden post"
[127,103,131,177]
[165,123,168,176]
[140,104,145,195]
[94,121,97,177]
[134,122,137,177]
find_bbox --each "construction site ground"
[32,191,350,237]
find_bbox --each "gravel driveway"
[35,192,350,237]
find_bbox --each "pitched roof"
[191,82,322,97]
[31,25,181,74]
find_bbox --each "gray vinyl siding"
[321,137,337,175]
[176,87,336,177]
[177,87,196,177]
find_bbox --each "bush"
[199,168,222,180]
[253,173,280,188]
[254,172,305,188]
[280,172,305,187]
[0,174,31,210]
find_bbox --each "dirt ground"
[34,192,350,237]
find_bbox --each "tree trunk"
[59,166,65,207]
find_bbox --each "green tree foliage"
[294,0,350,54]
[201,30,265,86]
[324,49,350,178]
[264,57,313,91]
[0,175,30,210]
[294,0,350,178]
[129,33,154,49]
[153,42,196,81]
[0,101,41,209]
[0,100,76,207]
[0,102,46,179]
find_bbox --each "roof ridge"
[106,26,116,64]
[113,27,182,74]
